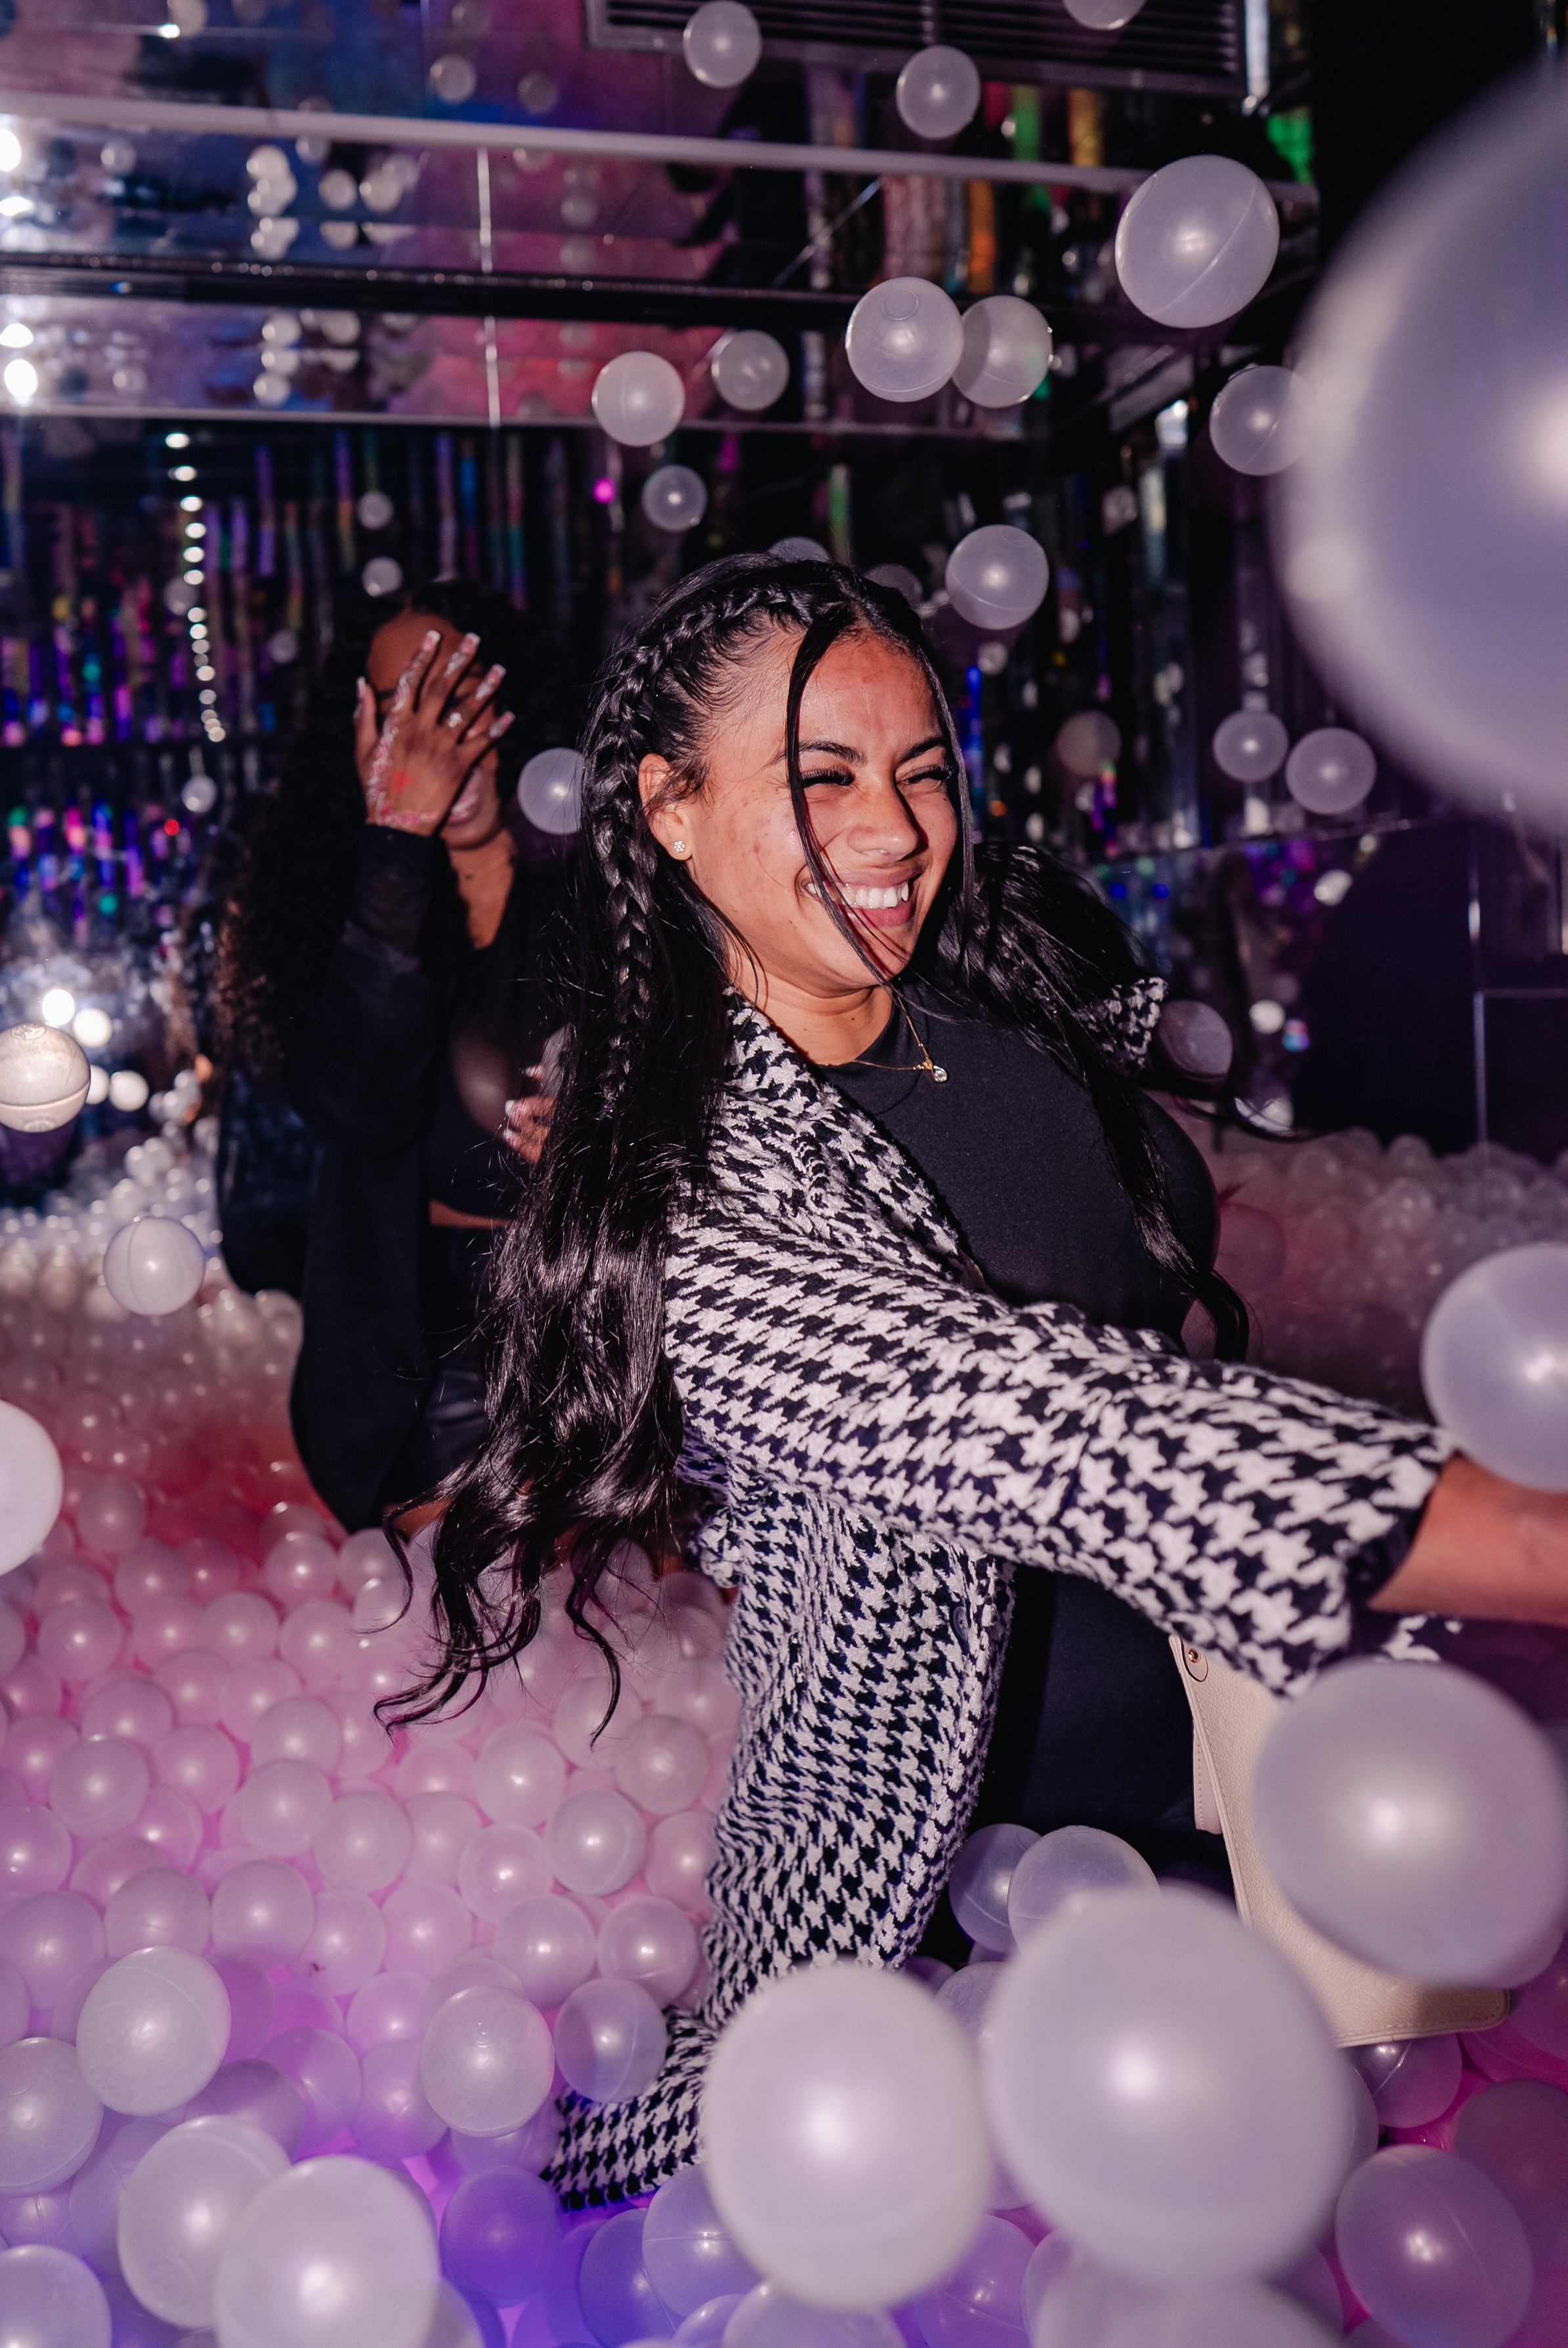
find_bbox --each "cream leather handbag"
[1172,1638,1509,2047]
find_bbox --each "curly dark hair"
[219,580,569,1089]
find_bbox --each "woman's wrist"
[1371,1453,1568,1625]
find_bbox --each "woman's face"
[639,626,959,1006]
[366,609,508,852]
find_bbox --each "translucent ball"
[440,2167,561,2304]
[457,1824,551,1923]
[615,1716,710,1815]
[1114,157,1280,330]
[1006,1825,1156,1946]
[312,1789,412,1893]
[1212,710,1290,784]
[0,1025,90,1136]
[188,2057,304,2156]
[0,1953,26,2044]
[155,1723,240,1813]
[101,1217,205,1316]
[983,1889,1351,2282]
[1055,710,1122,776]
[406,1791,482,1883]
[553,1978,668,2103]
[261,1531,339,1607]
[116,2113,289,2326]
[346,1969,427,2055]
[64,2112,162,2269]
[265,2026,361,2150]
[0,2036,104,2191]
[950,296,1052,410]
[1063,0,1146,22]
[49,1736,148,1835]
[418,1986,553,2137]
[910,2212,1032,2348]
[517,746,584,836]
[845,280,964,405]
[104,1867,209,1959]
[1452,2080,1568,2265]
[894,46,981,140]
[546,1789,646,1895]
[493,1893,597,2006]
[578,2205,676,2341]
[1421,1243,1568,1491]
[1283,727,1376,815]
[711,330,789,413]
[643,466,708,535]
[0,2244,111,2348]
[1252,1656,1568,1984]
[211,1860,314,1965]
[703,1961,991,2308]
[591,352,686,448]
[363,555,404,599]
[429,51,477,103]
[947,1824,1036,1952]
[38,1600,122,1686]
[0,1405,63,1577]
[0,1889,103,2009]
[1157,1001,1233,1081]
[681,0,760,89]
[1209,368,1315,477]
[598,1896,698,2003]
[473,1726,566,1828]
[771,536,830,561]
[726,2280,901,2348]
[209,1959,277,2060]
[75,1948,230,2115]
[212,2154,440,2348]
[1109,2279,1346,2348]
[945,526,1049,631]
[74,1477,145,1558]
[351,2039,446,2158]
[643,2164,759,2316]
[201,1590,280,1664]
[645,1812,717,1914]
[1351,2034,1462,2130]
[253,1696,342,1773]
[1336,2148,1532,2348]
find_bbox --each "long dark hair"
[219,579,565,1090]
[401,553,1246,1722]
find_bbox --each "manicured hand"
[355,628,514,834]
[503,1084,555,1164]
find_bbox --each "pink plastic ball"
[235,1759,333,1858]
[154,1724,240,1814]
[396,1743,477,1803]
[180,1537,242,1602]
[201,1591,280,1664]
[473,1726,566,1827]
[129,1594,203,1669]
[494,1894,598,2007]
[645,1812,717,1914]
[265,2026,362,2151]
[553,1677,644,1770]
[352,2038,447,2158]
[4,1719,77,1806]
[104,1867,209,1959]
[37,1600,121,1684]
[404,1790,482,1884]
[211,1860,314,1965]
[74,1478,146,1558]
[346,1969,428,2055]
[0,1804,70,1900]
[113,1543,189,1612]
[419,1986,555,2138]
[656,1662,740,1739]
[0,1890,105,2009]
[328,1688,392,1782]
[614,1716,710,1816]
[49,1738,148,1839]
[381,1881,473,1978]
[598,1896,699,2003]
[251,1695,341,1772]
[278,1598,357,1686]
[545,1791,646,1896]
[263,1533,339,1609]
[210,1957,276,2060]
[457,1825,551,1922]
[79,1676,173,1750]
[75,1946,230,2114]
[2,1656,63,1719]
[129,1785,203,1871]
[68,1839,161,1908]
[152,1646,226,1725]
[0,2038,103,2190]
[301,1890,387,1997]
[313,1790,412,1893]
[554,1977,667,2103]
[219,1657,304,1745]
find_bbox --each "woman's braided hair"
[403,552,1245,1724]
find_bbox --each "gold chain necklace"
[847,991,948,1083]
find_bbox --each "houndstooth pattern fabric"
[1079,971,1168,1072]
[544,996,1452,2205]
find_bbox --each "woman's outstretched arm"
[1374,1455,1568,1624]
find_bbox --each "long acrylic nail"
[488,710,515,740]
[421,628,440,650]
[442,630,481,678]
[474,664,505,704]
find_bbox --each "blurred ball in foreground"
[517,746,583,836]
[0,1023,89,1134]
[1253,1657,1568,1984]
[1157,1000,1234,1080]
[214,2154,440,2348]
[1421,1243,1568,1491]
[0,1399,62,1575]
[1055,711,1122,775]
[1115,157,1279,329]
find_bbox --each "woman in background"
[219,580,572,1532]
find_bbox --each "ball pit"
[1,1115,1568,2348]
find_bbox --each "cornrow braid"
[400,551,1243,1729]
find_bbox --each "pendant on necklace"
[931,1065,948,1083]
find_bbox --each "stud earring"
[671,839,690,857]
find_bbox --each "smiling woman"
[410,552,1568,2208]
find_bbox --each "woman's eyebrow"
[773,736,863,765]
[896,735,948,763]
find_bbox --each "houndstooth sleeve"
[665,1210,1451,1699]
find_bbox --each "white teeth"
[806,878,913,908]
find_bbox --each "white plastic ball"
[0,2037,103,2191]
[429,52,477,104]
[895,45,981,139]
[1063,0,1147,22]
[727,2280,902,2348]
[1422,1243,1568,1490]
[1283,727,1376,815]
[417,1986,554,2137]
[1212,710,1290,784]
[642,465,708,534]
[598,1895,698,2003]
[1157,1000,1234,1081]
[1006,1824,1156,1945]
[591,352,685,448]
[553,1976,667,2102]
[76,1947,230,2115]
[952,297,1053,408]
[0,1025,89,1134]
[1209,368,1315,476]
[517,746,583,836]
[492,1893,597,2006]
[771,536,830,561]
[213,2154,440,2348]
[0,2244,111,2348]
[0,1403,62,1576]
[945,526,1049,630]
[472,1726,565,1826]
[362,556,404,599]
[711,330,789,413]
[1055,710,1122,775]
[1114,156,1281,330]
[643,2164,760,2316]
[704,1961,990,2310]
[101,1216,205,1316]
[681,0,761,88]
[545,1788,645,1894]
[117,2114,289,2326]
[846,279,964,405]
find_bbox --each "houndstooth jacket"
[545,995,1452,2206]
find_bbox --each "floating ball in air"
[213,2154,440,2348]
[1212,709,1289,783]
[1055,710,1122,775]
[711,329,789,412]
[865,563,922,605]
[1284,727,1376,815]
[1422,1243,1568,1491]
[945,526,1049,629]
[356,489,394,530]
[102,1215,206,1316]
[362,556,403,599]
[703,1961,990,2309]
[642,464,708,533]
[683,0,761,88]
[770,536,830,561]
[1064,0,1147,24]
[1157,1000,1234,1080]
[517,746,583,836]
[428,52,477,104]
[845,278,964,404]
[0,1400,62,1575]
[591,351,686,446]
[1253,1657,1568,1984]
[952,295,1053,408]
[1114,156,1280,329]
[1209,367,1315,475]
[0,1023,89,1133]
[984,1888,1350,2282]
[894,46,981,140]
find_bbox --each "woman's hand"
[356,628,515,836]
[1372,1453,1568,1625]
[503,1084,554,1165]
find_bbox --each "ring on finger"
[444,707,467,732]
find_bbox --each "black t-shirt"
[818,985,1220,1874]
